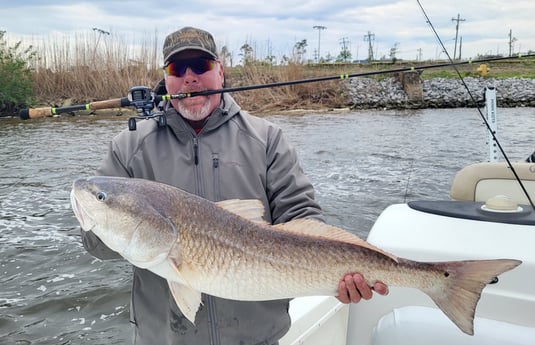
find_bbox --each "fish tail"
[423,258,521,335]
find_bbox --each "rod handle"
[19,107,52,119]
[19,97,131,120]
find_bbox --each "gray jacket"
[81,94,323,345]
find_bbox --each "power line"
[363,31,375,62]
[508,29,517,57]
[339,37,350,62]
[312,25,327,63]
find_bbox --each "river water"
[0,108,533,344]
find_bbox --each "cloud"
[1,0,534,62]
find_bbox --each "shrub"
[0,31,37,115]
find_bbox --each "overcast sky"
[1,0,533,63]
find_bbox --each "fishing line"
[403,159,415,203]
[416,0,535,210]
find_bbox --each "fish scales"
[178,223,389,299]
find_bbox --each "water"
[0,108,533,344]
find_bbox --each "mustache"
[179,86,208,94]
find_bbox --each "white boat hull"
[348,202,535,345]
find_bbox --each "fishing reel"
[127,86,167,131]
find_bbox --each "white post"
[485,86,498,162]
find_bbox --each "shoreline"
[346,76,535,109]
[6,76,535,119]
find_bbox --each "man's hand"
[336,273,389,304]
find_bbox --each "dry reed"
[227,64,350,113]
[32,31,161,105]
[29,32,352,112]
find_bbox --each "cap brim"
[165,47,217,62]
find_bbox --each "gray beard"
[177,99,213,121]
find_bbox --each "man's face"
[164,50,224,121]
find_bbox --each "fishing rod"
[19,53,535,121]
[164,54,535,100]
[416,0,535,211]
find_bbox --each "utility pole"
[508,29,517,57]
[389,42,399,61]
[417,48,423,61]
[313,25,327,63]
[458,36,463,60]
[363,31,375,62]
[92,27,110,60]
[339,37,351,62]
[451,14,465,60]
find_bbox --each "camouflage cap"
[163,27,218,62]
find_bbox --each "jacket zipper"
[193,137,199,165]
[212,154,221,202]
[192,136,204,195]
[192,135,221,345]
[206,295,220,345]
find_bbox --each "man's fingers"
[337,280,351,304]
[336,273,389,304]
[353,274,373,300]
[373,281,389,296]
[344,274,362,303]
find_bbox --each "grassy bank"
[30,59,535,114]
[22,32,535,113]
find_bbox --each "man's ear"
[218,61,225,87]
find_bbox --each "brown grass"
[28,33,534,112]
[31,32,161,105]
[226,64,350,113]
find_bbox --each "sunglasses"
[164,57,217,77]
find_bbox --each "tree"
[239,43,254,65]
[0,31,37,114]
[263,55,276,66]
[323,53,334,63]
[336,49,352,62]
[292,39,307,64]
[219,45,233,67]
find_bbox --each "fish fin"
[274,218,398,262]
[215,199,268,225]
[168,281,202,325]
[422,258,522,335]
[167,257,204,324]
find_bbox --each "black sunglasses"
[164,57,216,77]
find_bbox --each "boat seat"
[372,306,535,345]
[450,162,535,204]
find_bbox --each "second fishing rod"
[165,54,534,99]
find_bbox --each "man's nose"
[182,68,199,83]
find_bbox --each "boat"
[279,90,535,345]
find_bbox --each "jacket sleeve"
[80,139,131,260]
[265,126,324,225]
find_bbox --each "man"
[81,26,388,345]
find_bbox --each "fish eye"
[96,191,108,202]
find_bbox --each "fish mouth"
[70,189,95,231]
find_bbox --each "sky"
[1,0,534,64]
